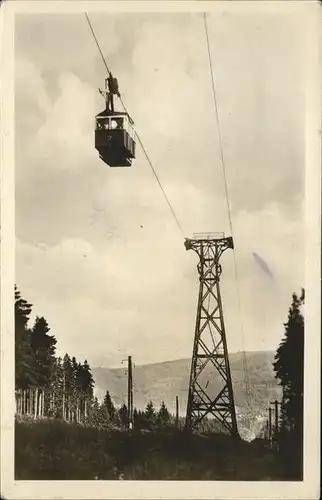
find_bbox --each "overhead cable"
[85,13,185,239]
[203,12,252,412]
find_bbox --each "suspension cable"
[85,13,185,239]
[119,96,185,238]
[203,12,252,413]
[85,13,111,76]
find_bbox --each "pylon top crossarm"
[184,236,234,258]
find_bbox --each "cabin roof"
[96,108,134,124]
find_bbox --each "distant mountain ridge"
[92,351,282,436]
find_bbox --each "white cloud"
[25,72,97,170]
[15,12,306,368]
[16,198,303,365]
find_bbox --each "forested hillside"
[92,351,281,414]
[14,286,304,480]
[15,286,94,422]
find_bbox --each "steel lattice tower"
[185,233,238,436]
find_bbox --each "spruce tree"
[30,316,57,389]
[51,357,64,418]
[145,401,156,430]
[77,360,94,420]
[157,401,171,428]
[82,360,94,399]
[15,286,35,389]
[273,289,304,478]
[71,357,80,421]
[103,390,116,420]
[133,408,146,430]
[273,290,304,435]
[118,403,128,426]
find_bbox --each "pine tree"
[30,317,57,387]
[157,401,171,428]
[88,397,103,428]
[274,290,304,435]
[144,401,156,430]
[71,357,80,422]
[82,360,94,398]
[50,357,64,418]
[75,362,85,421]
[133,408,146,430]
[62,354,74,421]
[29,317,56,417]
[76,360,94,421]
[15,286,35,390]
[118,403,128,426]
[103,390,116,421]
[273,289,304,478]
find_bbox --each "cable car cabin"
[95,111,136,167]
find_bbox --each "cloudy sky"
[15,8,306,368]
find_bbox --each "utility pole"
[265,419,269,440]
[270,400,278,437]
[270,400,281,447]
[184,233,238,436]
[175,396,179,429]
[127,356,133,430]
[267,406,272,447]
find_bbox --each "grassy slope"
[15,419,287,481]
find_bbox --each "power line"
[85,13,185,239]
[203,12,252,413]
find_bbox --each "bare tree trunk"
[34,388,38,419]
[39,390,43,417]
[25,390,28,415]
[38,389,40,417]
[27,389,30,415]
[68,396,71,422]
[15,391,19,414]
[62,373,65,420]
